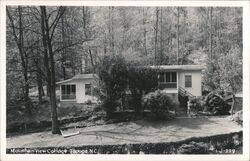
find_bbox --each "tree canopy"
[6,6,243,132]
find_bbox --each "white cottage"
[150,65,204,97]
[56,74,97,103]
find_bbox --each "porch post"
[177,71,179,91]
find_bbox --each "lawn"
[7,116,242,148]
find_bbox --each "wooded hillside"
[6,6,242,134]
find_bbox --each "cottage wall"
[60,78,97,103]
[178,70,202,96]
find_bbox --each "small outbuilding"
[56,74,97,104]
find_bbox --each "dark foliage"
[204,92,231,115]
[96,55,129,117]
[142,90,177,120]
[127,66,158,114]
[188,97,205,112]
[96,55,160,117]
[186,93,231,116]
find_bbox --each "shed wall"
[59,78,97,103]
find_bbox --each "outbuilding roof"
[149,65,204,71]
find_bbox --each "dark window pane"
[71,85,76,94]
[67,85,71,94]
[172,72,177,82]
[185,75,192,88]
[166,72,170,82]
[62,85,66,94]
[159,72,165,82]
[85,84,92,95]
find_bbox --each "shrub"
[188,97,205,113]
[142,90,176,120]
[127,66,158,114]
[204,92,231,115]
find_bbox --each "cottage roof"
[149,65,204,71]
[56,73,97,84]
[56,79,73,84]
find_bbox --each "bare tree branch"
[49,7,66,40]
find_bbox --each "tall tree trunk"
[83,6,95,73]
[154,7,159,65]
[177,7,180,65]
[120,8,126,52]
[142,7,147,55]
[206,8,209,50]
[35,55,44,104]
[108,6,115,56]
[180,9,187,65]
[7,7,32,114]
[40,6,61,134]
[159,8,163,64]
[37,69,44,103]
[217,8,221,56]
[168,24,172,65]
[61,14,66,80]
[209,7,213,59]
[40,10,51,97]
[88,48,95,73]
[18,7,29,112]
[230,94,235,116]
[103,37,107,55]
[111,7,115,55]
[183,10,187,46]
[44,50,51,97]
[82,6,87,34]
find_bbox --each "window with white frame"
[158,72,177,88]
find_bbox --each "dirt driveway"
[7,116,242,148]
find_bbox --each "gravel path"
[7,116,242,148]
